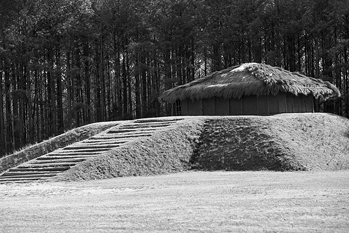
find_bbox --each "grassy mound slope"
[56,118,204,181]
[58,113,349,182]
[0,121,121,173]
[194,113,349,171]
[3,113,348,181]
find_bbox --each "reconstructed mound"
[193,113,349,171]
[0,121,121,174]
[55,113,349,181]
[56,118,205,181]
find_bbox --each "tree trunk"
[135,56,141,118]
[5,65,13,152]
[66,50,73,128]
[56,48,64,134]
[113,30,122,119]
[122,50,128,118]
[126,51,132,119]
[0,64,5,156]
[141,56,147,117]
[12,65,20,150]
[47,47,57,137]
[95,39,102,122]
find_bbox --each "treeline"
[0,0,349,157]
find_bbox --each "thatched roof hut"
[159,63,340,116]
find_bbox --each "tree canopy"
[1,0,349,157]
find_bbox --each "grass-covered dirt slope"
[193,113,349,171]
[55,113,349,181]
[56,118,204,181]
[1,113,349,181]
[0,121,122,173]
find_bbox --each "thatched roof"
[159,63,341,103]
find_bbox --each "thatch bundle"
[159,63,341,103]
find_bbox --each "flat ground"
[1,171,349,233]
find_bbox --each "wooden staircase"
[0,118,182,183]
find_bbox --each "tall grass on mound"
[0,122,120,173]
[192,118,304,171]
[54,113,349,181]
[266,113,349,170]
[193,113,349,171]
[56,118,205,181]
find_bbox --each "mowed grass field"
[1,171,349,233]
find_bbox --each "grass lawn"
[1,171,348,232]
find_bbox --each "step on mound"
[0,118,184,183]
[54,117,202,181]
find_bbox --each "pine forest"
[1,0,349,157]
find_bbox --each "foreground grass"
[0,171,348,233]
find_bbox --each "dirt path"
[1,171,349,232]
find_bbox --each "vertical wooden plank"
[203,98,215,115]
[187,99,195,115]
[0,73,4,156]
[187,99,194,115]
[198,99,203,115]
[268,94,279,114]
[257,95,269,115]
[299,95,306,112]
[181,99,188,115]
[215,97,230,115]
[229,98,242,115]
[172,101,179,116]
[305,95,314,112]
[293,95,301,112]
[242,95,258,115]
[187,99,202,115]
[278,92,287,113]
[286,93,294,113]
[309,96,314,112]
